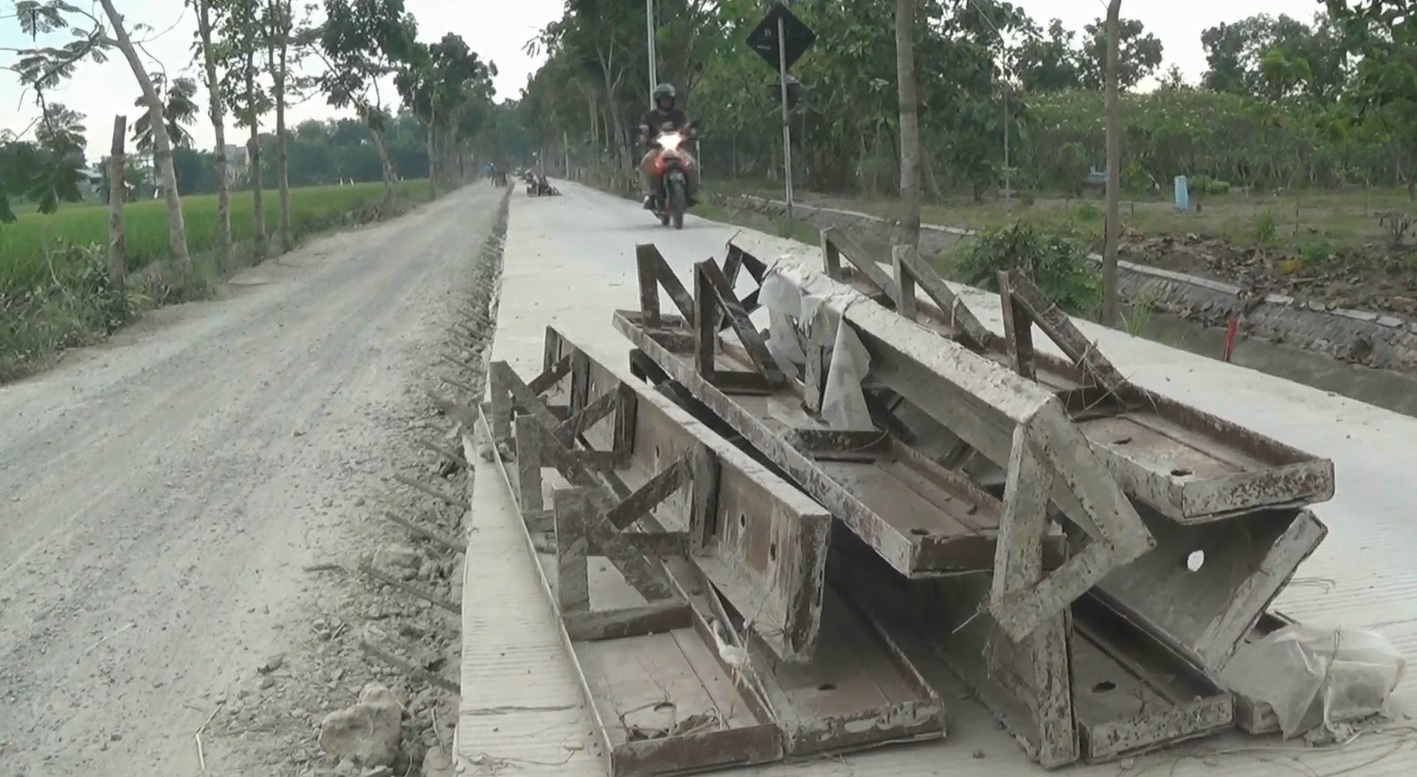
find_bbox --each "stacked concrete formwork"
[476,234,1339,775]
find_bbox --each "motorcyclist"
[638,82,700,211]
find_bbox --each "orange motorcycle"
[647,122,698,229]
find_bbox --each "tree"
[192,0,233,267]
[3,0,109,222]
[217,0,273,257]
[96,0,193,269]
[261,0,316,251]
[320,0,420,211]
[1102,0,1122,327]
[1080,15,1163,90]
[1157,63,1188,91]
[896,0,921,249]
[396,33,496,196]
[1202,13,1349,101]
[1326,1,1417,194]
[131,74,200,155]
[1015,19,1083,92]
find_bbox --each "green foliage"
[949,222,1102,317]
[1018,89,1407,192]
[131,74,201,152]
[1077,17,1165,90]
[320,0,418,115]
[1252,210,1279,244]
[0,181,428,292]
[0,242,133,381]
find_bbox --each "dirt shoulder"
[0,182,501,776]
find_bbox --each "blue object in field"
[1174,176,1189,211]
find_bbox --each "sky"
[0,0,1322,161]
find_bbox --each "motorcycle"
[647,122,698,229]
[524,172,561,197]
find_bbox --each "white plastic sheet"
[1220,624,1406,739]
[758,266,875,430]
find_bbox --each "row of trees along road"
[518,0,1417,323]
[520,1,1417,205]
[1,0,505,282]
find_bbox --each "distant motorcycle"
[646,121,698,229]
[525,173,561,197]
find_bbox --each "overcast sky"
[0,0,1320,160]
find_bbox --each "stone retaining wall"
[720,194,1417,374]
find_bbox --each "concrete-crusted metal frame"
[538,326,832,663]
[487,334,832,663]
[727,234,1331,674]
[476,425,784,777]
[805,230,1335,524]
[483,328,946,767]
[617,253,1155,643]
[628,248,1054,578]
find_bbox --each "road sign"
[746,3,816,73]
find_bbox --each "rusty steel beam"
[738,232,1335,524]
[616,255,1155,641]
[485,331,833,665]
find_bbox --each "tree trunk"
[369,122,396,211]
[427,101,439,197]
[244,51,267,260]
[194,0,231,269]
[98,0,191,270]
[1102,0,1123,327]
[922,153,943,200]
[248,132,266,259]
[895,0,922,250]
[272,41,292,252]
[108,115,127,285]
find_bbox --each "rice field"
[0,180,429,290]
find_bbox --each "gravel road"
[0,182,502,775]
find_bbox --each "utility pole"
[778,13,795,231]
[1102,0,1123,327]
[646,0,658,98]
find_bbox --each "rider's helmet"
[653,83,676,110]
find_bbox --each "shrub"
[948,221,1102,317]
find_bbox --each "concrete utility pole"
[1102,0,1123,328]
[646,0,658,98]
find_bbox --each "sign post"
[747,3,815,234]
